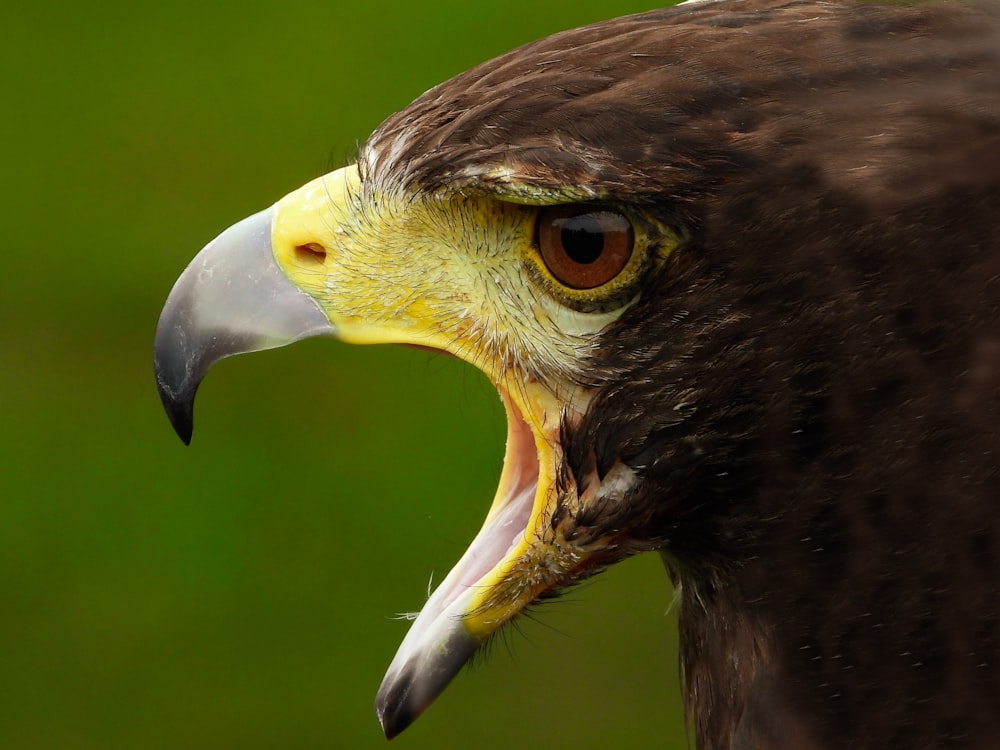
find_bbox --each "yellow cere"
[269,164,622,390]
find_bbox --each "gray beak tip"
[155,374,195,445]
[374,627,480,739]
[376,681,417,740]
[153,206,334,445]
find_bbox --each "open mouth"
[425,386,541,624]
[374,382,550,735]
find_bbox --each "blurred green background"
[2,1,685,747]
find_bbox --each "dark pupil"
[560,215,604,265]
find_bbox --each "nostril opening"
[294,243,327,266]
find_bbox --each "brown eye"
[536,206,634,290]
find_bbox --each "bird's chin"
[375,381,559,737]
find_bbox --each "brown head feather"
[364,2,1000,747]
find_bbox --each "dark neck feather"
[575,164,1000,750]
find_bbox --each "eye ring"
[536,206,634,290]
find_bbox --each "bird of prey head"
[155,0,1000,747]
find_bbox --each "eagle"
[154,1,1000,747]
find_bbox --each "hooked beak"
[153,207,334,443]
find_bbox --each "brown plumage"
[156,1,1000,747]
[365,1,1000,747]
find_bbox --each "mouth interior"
[403,386,541,629]
[457,388,540,592]
[374,383,545,734]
